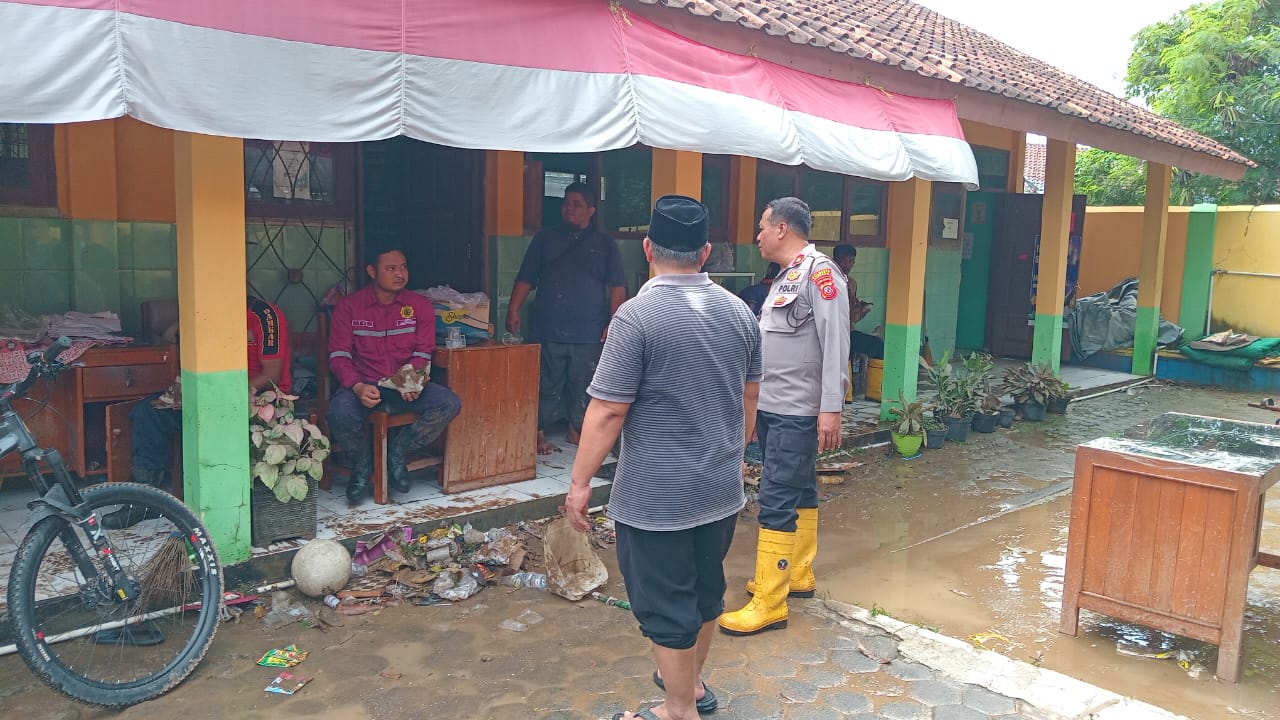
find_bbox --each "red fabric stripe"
[15,0,963,139]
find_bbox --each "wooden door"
[986,194,1086,358]
[105,400,138,483]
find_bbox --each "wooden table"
[431,341,539,493]
[1,345,177,481]
[1061,412,1280,682]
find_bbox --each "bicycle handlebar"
[3,336,72,403]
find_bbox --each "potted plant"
[249,387,331,547]
[999,363,1055,422]
[962,352,999,433]
[926,349,973,442]
[886,390,925,458]
[923,415,947,450]
[1047,376,1073,414]
[972,391,1001,433]
[998,405,1017,428]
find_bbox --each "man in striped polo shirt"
[566,196,761,720]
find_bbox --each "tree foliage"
[1074,0,1280,205]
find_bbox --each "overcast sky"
[915,0,1193,97]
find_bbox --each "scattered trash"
[265,672,312,696]
[322,595,341,609]
[590,592,631,611]
[502,571,548,590]
[498,618,528,632]
[950,589,972,598]
[967,631,1011,649]
[433,568,481,601]
[258,645,309,667]
[412,595,451,606]
[515,609,544,625]
[1115,642,1207,679]
[378,671,403,680]
[543,517,609,601]
[259,591,314,631]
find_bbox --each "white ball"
[290,540,352,597]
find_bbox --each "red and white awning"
[0,0,978,186]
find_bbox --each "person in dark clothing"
[833,244,884,360]
[506,182,627,455]
[737,263,781,318]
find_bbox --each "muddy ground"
[0,381,1277,719]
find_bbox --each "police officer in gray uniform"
[720,196,850,637]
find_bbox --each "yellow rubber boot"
[746,508,817,597]
[719,528,794,636]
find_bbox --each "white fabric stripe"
[0,5,978,185]
[352,330,385,337]
[0,4,124,122]
[385,328,414,336]
[412,352,432,359]
[329,351,352,359]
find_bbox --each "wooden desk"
[1,345,177,481]
[431,341,539,493]
[1061,413,1280,682]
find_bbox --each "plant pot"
[998,406,1017,428]
[942,415,970,442]
[1019,401,1047,422]
[924,427,947,449]
[1048,396,1071,414]
[891,431,924,457]
[251,477,318,548]
[971,412,999,433]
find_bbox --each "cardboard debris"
[542,517,608,601]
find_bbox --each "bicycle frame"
[1,352,140,602]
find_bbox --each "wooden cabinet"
[1061,412,1280,682]
[0,346,177,479]
[432,342,539,493]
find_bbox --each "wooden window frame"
[756,160,888,248]
[0,124,57,208]
[244,140,356,221]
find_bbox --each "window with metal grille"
[0,123,56,207]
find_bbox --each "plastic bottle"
[350,562,368,577]
[322,594,341,609]
[502,571,547,590]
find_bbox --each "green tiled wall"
[846,247,889,334]
[925,248,963,359]
[0,217,177,332]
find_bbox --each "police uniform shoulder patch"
[811,266,838,301]
[400,305,414,319]
[785,269,801,282]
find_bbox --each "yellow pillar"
[485,150,524,237]
[1133,162,1172,376]
[1009,132,1027,193]
[58,120,119,220]
[728,156,758,244]
[1031,139,1076,373]
[881,178,931,418]
[174,131,251,563]
[650,148,702,202]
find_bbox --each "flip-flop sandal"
[94,620,166,647]
[652,670,719,714]
[612,710,661,720]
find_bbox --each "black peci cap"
[648,195,709,252]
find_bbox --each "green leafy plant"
[923,415,945,432]
[886,390,925,436]
[999,363,1058,406]
[250,387,331,502]
[926,348,983,418]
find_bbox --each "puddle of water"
[814,384,1280,719]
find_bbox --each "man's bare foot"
[537,431,561,455]
[566,427,581,446]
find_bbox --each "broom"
[94,530,196,647]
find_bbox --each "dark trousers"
[615,515,737,650]
[537,340,602,432]
[850,330,884,360]
[756,410,818,532]
[326,383,462,461]
[131,396,181,471]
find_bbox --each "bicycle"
[2,337,223,707]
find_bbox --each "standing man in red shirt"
[327,246,462,505]
[104,296,292,529]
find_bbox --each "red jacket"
[328,285,436,389]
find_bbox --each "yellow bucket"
[865,359,884,401]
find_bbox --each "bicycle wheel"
[6,482,223,708]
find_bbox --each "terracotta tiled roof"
[630,0,1253,169]
[1024,142,1046,194]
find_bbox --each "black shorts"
[615,515,738,650]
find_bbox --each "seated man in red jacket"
[327,246,462,505]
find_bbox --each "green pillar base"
[880,323,922,420]
[181,368,251,564]
[1031,313,1063,374]
[1132,305,1160,376]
